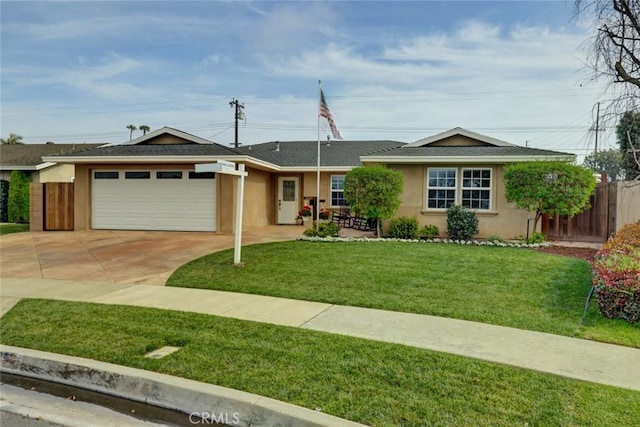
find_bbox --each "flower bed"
[592,222,640,323]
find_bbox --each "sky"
[0,0,620,161]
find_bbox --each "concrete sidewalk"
[1,277,639,392]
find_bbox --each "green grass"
[0,223,29,235]
[167,241,639,347]
[1,299,638,427]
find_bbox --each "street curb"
[1,345,366,427]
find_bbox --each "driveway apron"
[0,226,303,285]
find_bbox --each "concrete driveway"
[0,226,303,286]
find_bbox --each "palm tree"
[1,133,24,144]
[126,125,137,141]
[139,125,150,135]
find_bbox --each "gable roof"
[236,140,405,169]
[0,143,105,170]
[363,127,575,163]
[405,127,515,147]
[124,126,214,145]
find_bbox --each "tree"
[1,133,24,145]
[582,148,625,181]
[126,124,137,141]
[504,161,597,233]
[575,0,640,110]
[139,125,150,135]
[616,110,640,179]
[343,165,404,236]
[7,170,31,223]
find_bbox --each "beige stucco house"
[44,126,574,238]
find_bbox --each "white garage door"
[92,170,216,231]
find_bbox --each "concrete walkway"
[1,277,639,392]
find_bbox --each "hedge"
[592,222,640,323]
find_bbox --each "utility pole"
[590,101,605,173]
[229,98,245,148]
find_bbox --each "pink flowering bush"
[592,222,640,323]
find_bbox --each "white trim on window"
[425,167,493,211]
[330,175,347,207]
[461,168,492,211]
[426,168,457,209]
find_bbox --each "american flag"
[319,89,343,140]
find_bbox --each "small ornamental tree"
[8,170,31,223]
[504,161,596,233]
[344,165,403,237]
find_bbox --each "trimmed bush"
[387,216,419,239]
[0,180,9,223]
[303,221,339,238]
[592,222,640,323]
[525,231,547,245]
[419,224,440,239]
[8,171,31,224]
[446,205,479,241]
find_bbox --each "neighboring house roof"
[0,143,105,171]
[236,140,405,169]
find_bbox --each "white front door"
[277,177,299,224]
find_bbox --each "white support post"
[234,163,246,265]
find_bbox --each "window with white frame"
[426,167,492,210]
[427,168,456,209]
[331,175,347,206]
[461,168,492,210]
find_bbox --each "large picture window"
[331,175,347,206]
[427,168,456,209]
[426,167,492,210]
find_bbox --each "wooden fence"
[44,182,74,231]
[541,182,616,243]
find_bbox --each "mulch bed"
[532,246,599,263]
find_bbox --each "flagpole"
[316,80,321,223]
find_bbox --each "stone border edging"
[0,345,366,427]
[299,235,551,248]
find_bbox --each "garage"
[92,169,216,231]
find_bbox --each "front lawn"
[0,223,29,235]
[168,241,639,347]
[1,299,638,427]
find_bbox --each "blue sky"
[0,1,616,160]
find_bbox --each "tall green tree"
[126,124,137,141]
[616,110,640,180]
[1,133,24,145]
[139,125,150,135]
[504,161,597,233]
[8,170,31,223]
[344,165,404,236]
[582,148,625,181]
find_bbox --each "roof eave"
[360,155,576,163]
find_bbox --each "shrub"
[303,221,339,238]
[446,205,479,241]
[0,180,9,223]
[419,224,440,239]
[525,232,547,245]
[485,234,506,243]
[8,171,31,224]
[387,216,419,239]
[592,222,640,323]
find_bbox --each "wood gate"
[541,182,616,243]
[44,183,74,231]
